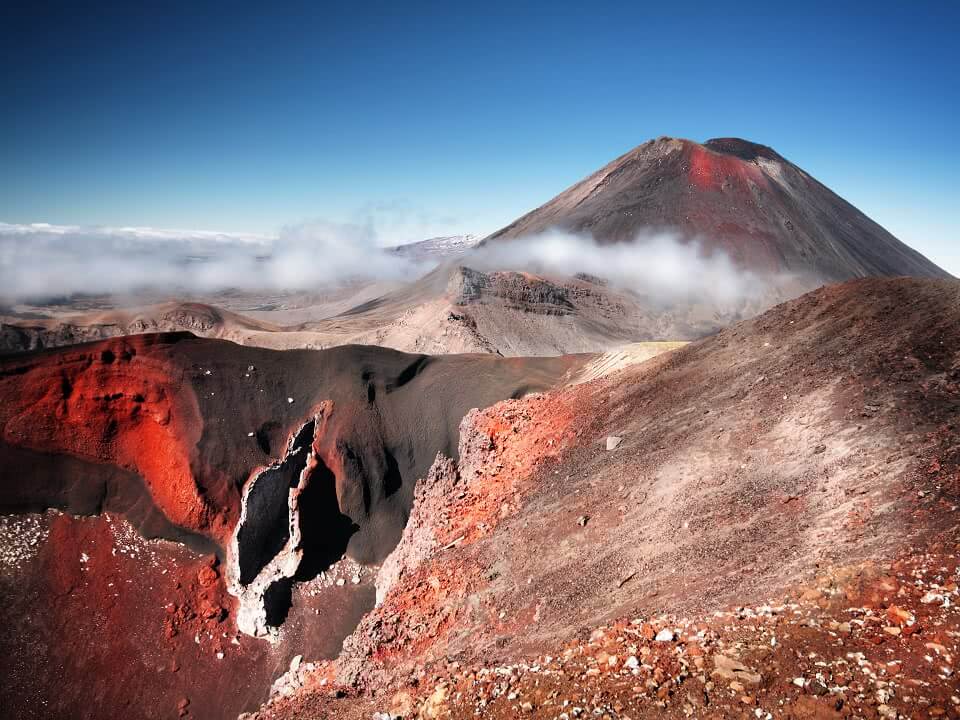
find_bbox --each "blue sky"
[1,1,957,272]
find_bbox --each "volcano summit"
[485,137,949,282]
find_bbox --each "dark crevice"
[236,420,316,585]
[386,355,431,392]
[383,449,402,498]
[294,456,358,582]
[263,578,293,627]
[255,421,280,456]
[338,442,372,514]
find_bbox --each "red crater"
[0,335,236,543]
[0,333,582,720]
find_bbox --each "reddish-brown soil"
[248,277,960,719]
[3,278,957,719]
[250,551,960,720]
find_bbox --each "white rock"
[654,629,675,642]
[606,436,623,451]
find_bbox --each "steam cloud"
[468,230,767,305]
[0,221,769,306]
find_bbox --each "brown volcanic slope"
[1,268,751,356]
[0,300,336,353]
[0,335,585,720]
[248,277,960,720]
[297,263,810,355]
[485,137,949,281]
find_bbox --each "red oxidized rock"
[197,564,219,588]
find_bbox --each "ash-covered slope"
[485,137,949,281]
[249,277,960,719]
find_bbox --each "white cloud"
[468,230,771,305]
[0,220,424,302]
[0,221,787,307]
[0,222,274,244]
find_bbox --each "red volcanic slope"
[0,337,233,542]
[484,137,949,281]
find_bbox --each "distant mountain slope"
[2,139,948,358]
[390,235,479,261]
[485,137,950,281]
[0,301,321,353]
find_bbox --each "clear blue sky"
[1,1,957,271]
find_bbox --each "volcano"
[485,137,949,281]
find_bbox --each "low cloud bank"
[1,221,769,306]
[467,230,767,304]
[0,221,424,302]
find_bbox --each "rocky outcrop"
[375,453,459,605]
[279,277,960,713]
[447,267,574,315]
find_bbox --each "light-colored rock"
[711,655,762,686]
